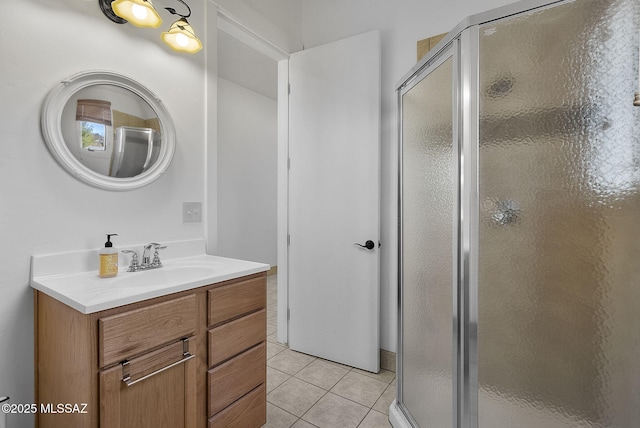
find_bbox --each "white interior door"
[288,30,381,372]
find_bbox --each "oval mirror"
[41,71,176,191]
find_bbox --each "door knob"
[354,240,375,250]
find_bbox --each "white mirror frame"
[41,70,176,191]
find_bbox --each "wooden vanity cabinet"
[206,276,267,427]
[99,337,197,428]
[98,295,198,428]
[34,272,267,428]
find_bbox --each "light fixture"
[161,0,202,54]
[98,0,126,24]
[100,0,162,28]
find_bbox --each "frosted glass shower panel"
[401,55,454,427]
[477,0,640,427]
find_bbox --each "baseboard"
[381,349,396,373]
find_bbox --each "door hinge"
[288,158,291,170]
[287,234,291,246]
[288,83,291,94]
[287,308,290,320]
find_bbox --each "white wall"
[0,1,538,422]
[0,0,299,422]
[241,0,303,52]
[0,0,208,424]
[213,0,303,53]
[299,0,516,352]
[217,78,277,266]
[206,0,298,257]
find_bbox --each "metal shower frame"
[395,1,568,427]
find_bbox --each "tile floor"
[264,275,394,428]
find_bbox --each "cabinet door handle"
[122,339,195,387]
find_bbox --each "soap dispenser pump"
[99,234,119,278]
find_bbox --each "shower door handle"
[354,240,376,250]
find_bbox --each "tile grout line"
[267,349,393,425]
[291,363,388,427]
[268,357,376,427]
[267,355,328,427]
[265,275,391,427]
[292,360,354,426]
[298,387,330,427]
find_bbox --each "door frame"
[214,8,291,344]
[276,60,290,344]
[215,12,381,349]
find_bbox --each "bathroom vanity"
[31,240,269,428]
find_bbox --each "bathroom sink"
[31,241,270,314]
[164,257,227,270]
[111,256,232,288]
[111,265,219,288]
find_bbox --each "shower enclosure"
[393,0,640,427]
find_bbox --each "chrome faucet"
[149,243,166,268]
[122,243,167,272]
[121,250,141,272]
[142,243,161,268]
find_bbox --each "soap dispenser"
[99,234,119,278]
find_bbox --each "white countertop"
[30,239,270,314]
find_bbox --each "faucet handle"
[151,245,167,268]
[121,250,141,272]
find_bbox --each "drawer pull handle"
[122,338,195,387]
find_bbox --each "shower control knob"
[354,240,376,250]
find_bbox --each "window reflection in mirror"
[61,85,162,178]
[77,99,112,152]
[80,121,108,151]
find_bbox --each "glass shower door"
[477,0,640,427]
[400,51,456,427]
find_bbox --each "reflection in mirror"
[41,71,176,191]
[61,85,162,178]
[112,127,161,177]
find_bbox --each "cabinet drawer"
[208,310,266,367]
[208,276,266,326]
[208,342,266,416]
[208,384,266,428]
[99,295,197,368]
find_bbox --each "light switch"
[183,202,202,223]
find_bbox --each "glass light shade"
[111,0,162,28]
[161,19,203,54]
